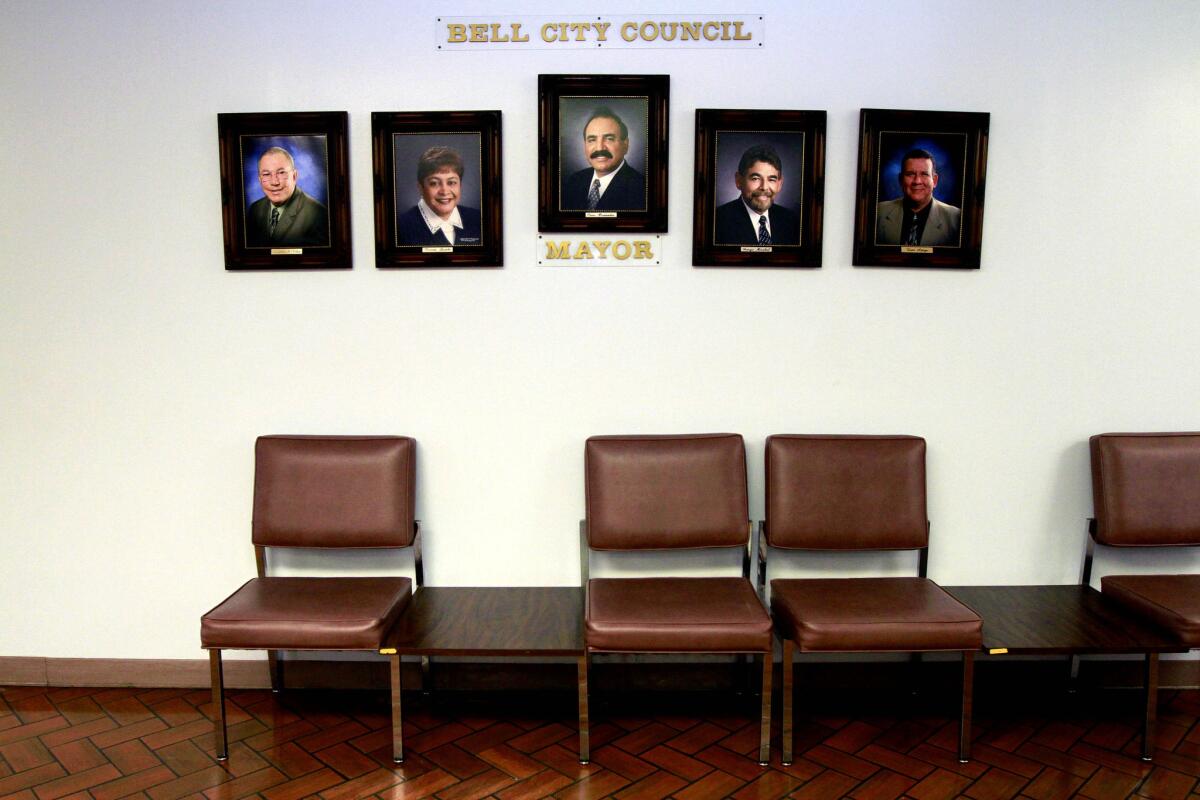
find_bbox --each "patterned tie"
[906,213,920,245]
[270,208,280,237]
[587,179,601,210]
[758,215,771,245]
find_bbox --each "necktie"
[587,179,601,210]
[758,215,771,245]
[906,213,920,245]
[270,208,280,236]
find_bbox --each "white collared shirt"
[417,198,464,245]
[740,199,772,239]
[588,159,627,200]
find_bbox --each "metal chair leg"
[781,639,794,766]
[390,654,404,763]
[1142,652,1159,761]
[909,652,924,695]
[267,650,283,693]
[420,655,433,695]
[958,650,975,763]
[209,650,228,761]
[758,651,772,765]
[577,654,591,764]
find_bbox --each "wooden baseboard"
[2,654,1197,691]
[0,657,270,689]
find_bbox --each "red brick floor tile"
[960,767,1028,800]
[670,769,746,800]
[1076,765,1143,800]
[550,770,630,800]
[608,769,686,800]
[90,765,177,800]
[1022,765,1087,800]
[906,767,975,800]
[375,768,459,800]
[33,764,121,800]
[492,769,573,800]
[789,769,861,800]
[476,744,545,780]
[848,768,916,800]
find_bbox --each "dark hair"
[583,107,628,141]
[900,148,937,176]
[416,146,465,183]
[736,144,782,176]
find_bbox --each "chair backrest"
[252,435,417,549]
[585,433,748,550]
[764,434,927,550]
[1090,432,1200,547]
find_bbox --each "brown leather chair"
[759,435,982,765]
[579,434,773,765]
[201,435,421,763]
[1085,433,1200,728]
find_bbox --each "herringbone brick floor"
[2,681,1200,800]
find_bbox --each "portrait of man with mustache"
[561,106,646,212]
[714,144,800,247]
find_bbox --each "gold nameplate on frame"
[422,247,453,253]
[585,212,618,218]
[270,248,304,255]
[740,246,772,253]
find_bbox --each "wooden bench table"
[943,585,1186,760]
[385,586,584,657]
[379,587,584,761]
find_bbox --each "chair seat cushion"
[1101,574,1200,646]
[201,577,412,650]
[771,577,981,653]
[586,577,772,653]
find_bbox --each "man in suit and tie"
[875,148,961,246]
[561,107,646,212]
[713,144,800,246]
[245,146,329,248]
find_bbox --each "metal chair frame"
[578,521,772,765]
[208,524,422,764]
[757,521,975,765]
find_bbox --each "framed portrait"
[538,74,668,233]
[217,111,351,271]
[372,110,502,268]
[692,109,826,268]
[853,108,990,269]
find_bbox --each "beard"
[746,191,774,213]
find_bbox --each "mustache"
[589,149,613,159]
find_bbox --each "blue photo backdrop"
[240,134,329,209]
[876,131,967,206]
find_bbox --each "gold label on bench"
[379,648,397,655]
[988,647,1008,655]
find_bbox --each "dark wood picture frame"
[372,110,503,268]
[853,108,989,269]
[538,74,668,233]
[692,109,826,268]
[218,111,351,271]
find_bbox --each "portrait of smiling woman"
[396,145,482,248]
[371,110,502,268]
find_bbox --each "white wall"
[2,0,1198,661]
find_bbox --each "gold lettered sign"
[537,234,662,266]
[436,15,764,50]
